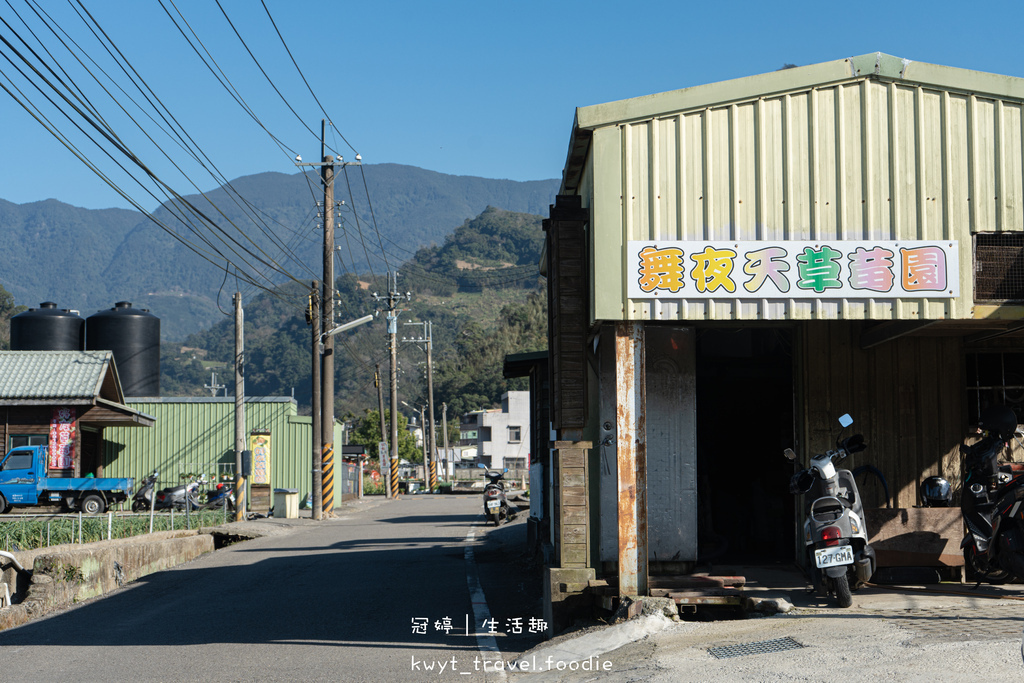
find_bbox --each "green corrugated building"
[102,397,345,509]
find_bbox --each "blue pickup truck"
[0,445,133,514]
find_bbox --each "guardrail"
[0,507,232,552]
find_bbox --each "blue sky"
[2,0,1024,211]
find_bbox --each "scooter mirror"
[783,448,797,461]
[503,468,509,473]
[476,463,487,469]
[839,414,854,428]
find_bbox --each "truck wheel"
[81,494,106,515]
[0,493,8,514]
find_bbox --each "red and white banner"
[49,407,76,469]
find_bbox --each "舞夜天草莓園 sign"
[627,240,959,300]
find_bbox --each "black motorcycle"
[960,405,1024,583]
[131,470,159,512]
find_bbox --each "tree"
[433,288,546,415]
[348,408,420,463]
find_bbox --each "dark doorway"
[695,328,795,564]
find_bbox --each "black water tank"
[10,302,85,351]
[86,301,160,397]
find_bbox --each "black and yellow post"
[390,451,400,497]
[322,444,334,514]
[429,457,437,491]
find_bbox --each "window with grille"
[966,352,1024,424]
[975,233,1024,301]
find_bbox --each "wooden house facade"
[0,350,154,478]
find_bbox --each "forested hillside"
[159,207,549,418]
[0,165,557,340]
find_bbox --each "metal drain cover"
[708,636,805,659]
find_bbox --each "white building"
[459,391,530,471]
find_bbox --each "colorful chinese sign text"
[628,241,958,300]
[49,407,76,470]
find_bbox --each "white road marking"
[465,525,507,680]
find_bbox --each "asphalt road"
[0,494,544,682]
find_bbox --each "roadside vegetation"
[0,510,231,552]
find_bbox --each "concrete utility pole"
[441,402,449,483]
[375,364,390,497]
[296,123,362,518]
[320,126,336,518]
[374,272,410,499]
[419,405,427,479]
[309,284,322,520]
[204,372,225,397]
[233,292,246,522]
[403,320,436,490]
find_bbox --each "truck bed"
[42,478,132,493]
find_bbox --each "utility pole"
[233,292,246,522]
[296,123,361,519]
[204,372,224,397]
[320,122,336,519]
[442,402,449,483]
[309,284,322,520]
[419,404,427,480]
[375,364,390,498]
[403,320,436,490]
[374,272,409,499]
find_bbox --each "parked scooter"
[477,463,510,525]
[959,404,1024,583]
[154,475,206,511]
[203,479,235,511]
[785,414,876,608]
[131,470,159,512]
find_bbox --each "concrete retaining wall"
[0,531,213,632]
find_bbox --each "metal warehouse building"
[102,397,349,510]
[541,53,1024,626]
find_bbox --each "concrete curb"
[0,531,213,632]
[511,614,675,673]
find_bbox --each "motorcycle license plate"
[815,545,854,569]
[486,500,500,509]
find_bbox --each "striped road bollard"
[322,444,334,516]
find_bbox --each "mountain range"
[0,164,559,340]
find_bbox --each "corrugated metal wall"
[797,322,964,509]
[590,79,1024,322]
[101,398,341,504]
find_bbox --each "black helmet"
[920,476,952,507]
[978,405,1018,441]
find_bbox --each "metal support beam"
[859,320,937,349]
[615,321,647,598]
[965,320,1024,345]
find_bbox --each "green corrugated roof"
[0,350,114,400]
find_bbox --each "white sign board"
[626,240,959,300]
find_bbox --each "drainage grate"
[708,636,805,659]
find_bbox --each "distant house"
[459,391,530,471]
[0,350,154,477]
